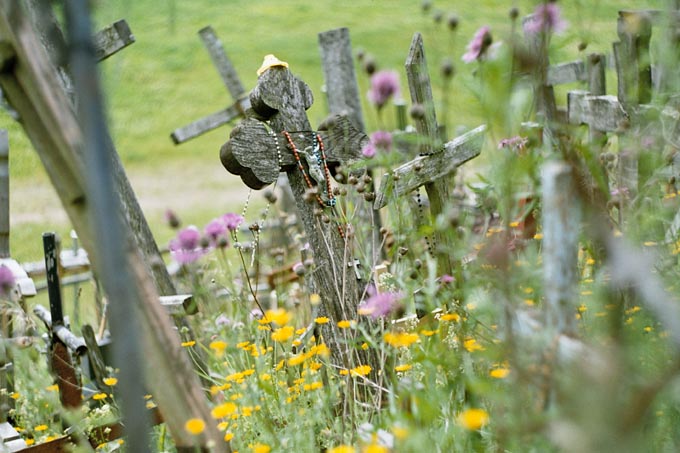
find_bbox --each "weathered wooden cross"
[170,26,250,144]
[221,64,379,373]
[373,33,486,276]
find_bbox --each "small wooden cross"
[374,33,486,276]
[221,65,378,373]
[170,26,250,144]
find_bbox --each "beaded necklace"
[282,131,335,208]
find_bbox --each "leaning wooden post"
[318,27,383,266]
[542,161,580,336]
[404,32,454,276]
[523,14,558,127]
[0,129,8,258]
[221,65,380,378]
[0,4,228,451]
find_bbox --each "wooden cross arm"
[374,124,487,209]
[93,19,135,62]
[221,113,368,190]
[568,90,680,135]
[547,60,587,86]
[171,97,250,144]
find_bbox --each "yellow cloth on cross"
[257,54,289,76]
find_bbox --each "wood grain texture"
[93,19,135,62]
[199,26,245,99]
[171,98,250,143]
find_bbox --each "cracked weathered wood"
[222,113,366,189]
[221,66,378,378]
[0,4,227,451]
[170,26,250,144]
[374,125,486,210]
[542,161,580,336]
[547,60,587,86]
[319,27,383,264]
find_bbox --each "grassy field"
[0,0,666,262]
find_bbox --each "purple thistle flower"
[358,291,403,319]
[169,226,206,264]
[0,265,15,297]
[367,70,401,110]
[440,274,455,284]
[371,130,393,153]
[362,142,376,158]
[221,213,244,231]
[204,218,228,246]
[462,26,493,63]
[524,3,567,35]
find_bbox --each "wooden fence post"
[318,27,383,266]
[542,161,580,336]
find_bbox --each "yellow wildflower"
[489,367,510,379]
[212,402,238,419]
[92,393,108,401]
[420,329,439,336]
[250,442,271,453]
[181,340,196,347]
[224,432,234,441]
[439,313,460,322]
[271,325,295,343]
[9,392,20,399]
[338,320,354,329]
[457,408,489,430]
[210,340,228,356]
[45,384,59,392]
[263,308,291,326]
[395,364,412,372]
[103,377,118,386]
[315,316,330,324]
[350,365,372,377]
[34,425,48,432]
[329,446,356,453]
[364,444,389,453]
[184,418,205,435]
[391,426,408,440]
[383,332,419,348]
[288,354,306,367]
[25,439,35,446]
[463,338,485,352]
[310,293,321,305]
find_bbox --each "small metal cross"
[347,258,362,280]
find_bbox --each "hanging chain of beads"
[416,188,435,255]
[282,131,335,208]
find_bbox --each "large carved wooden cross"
[221,65,378,372]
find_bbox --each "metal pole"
[63,1,149,450]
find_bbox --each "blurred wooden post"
[170,26,250,144]
[587,53,607,144]
[542,161,580,336]
[524,14,558,127]
[318,27,383,266]
[0,129,8,258]
[0,3,228,451]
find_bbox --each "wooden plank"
[542,161,580,336]
[170,99,249,144]
[0,129,7,258]
[587,53,607,142]
[567,91,627,131]
[547,60,587,86]
[159,294,196,316]
[199,26,245,99]
[615,10,653,106]
[93,19,135,62]
[0,422,27,451]
[374,125,486,209]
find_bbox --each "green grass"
[0,0,666,262]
